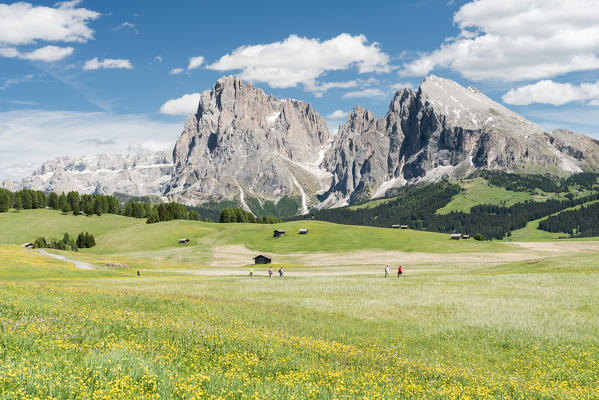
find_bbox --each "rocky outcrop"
[165,76,332,212]
[5,75,599,212]
[2,152,173,196]
[320,75,599,205]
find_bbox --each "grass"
[436,178,541,214]
[0,210,511,270]
[507,199,599,242]
[0,243,597,399]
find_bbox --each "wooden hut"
[450,233,463,240]
[400,225,409,229]
[391,224,400,229]
[21,242,33,249]
[462,234,471,239]
[253,254,272,264]
[299,228,308,234]
[273,230,286,238]
[178,238,190,244]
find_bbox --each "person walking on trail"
[268,266,273,278]
[249,266,254,277]
[385,265,390,278]
[397,265,403,277]
[279,267,284,278]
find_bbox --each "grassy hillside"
[0,209,509,259]
[0,209,138,245]
[436,178,540,214]
[0,245,597,398]
[507,199,599,241]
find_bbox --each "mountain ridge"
[5,75,599,214]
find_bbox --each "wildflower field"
[1,242,598,399]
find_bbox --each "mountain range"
[5,75,599,214]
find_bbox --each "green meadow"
[0,209,598,399]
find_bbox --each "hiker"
[268,266,273,278]
[249,266,254,277]
[279,267,284,277]
[397,265,403,277]
[385,265,390,278]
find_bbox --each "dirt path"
[511,241,599,254]
[37,249,94,270]
[208,244,539,268]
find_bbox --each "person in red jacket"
[397,265,403,277]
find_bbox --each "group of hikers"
[248,265,403,278]
[385,264,403,278]
[249,266,284,278]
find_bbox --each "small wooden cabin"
[178,238,190,244]
[299,228,308,234]
[391,224,400,229]
[450,233,463,240]
[400,225,409,229]
[254,254,272,264]
[462,234,471,240]
[273,230,286,238]
[21,242,34,249]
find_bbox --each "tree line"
[539,202,599,237]
[219,208,282,224]
[472,171,599,193]
[32,232,96,251]
[0,189,212,224]
[296,182,599,240]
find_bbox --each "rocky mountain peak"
[167,76,331,210]
[6,75,599,214]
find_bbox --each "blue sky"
[1,0,599,178]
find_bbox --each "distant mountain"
[320,75,599,205]
[165,76,332,213]
[2,152,173,196]
[5,75,599,213]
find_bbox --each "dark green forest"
[539,202,599,237]
[296,172,599,240]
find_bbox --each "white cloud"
[169,67,184,75]
[207,33,391,92]
[400,0,599,81]
[312,80,358,97]
[0,1,99,45]
[390,82,413,91]
[0,45,74,62]
[154,55,163,63]
[0,110,181,179]
[342,88,386,98]
[326,110,348,120]
[84,57,133,70]
[503,80,599,106]
[22,45,74,61]
[159,93,201,115]
[0,74,35,90]
[114,21,138,34]
[187,56,204,71]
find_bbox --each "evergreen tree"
[13,193,22,212]
[48,192,58,209]
[76,232,86,248]
[107,196,120,214]
[61,202,71,214]
[146,211,160,224]
[93,197,103,216]
[0,190,10,212]
[57,193,67,211]
[21,190,32,209]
